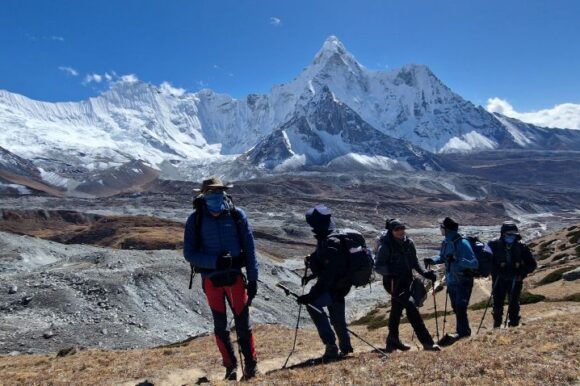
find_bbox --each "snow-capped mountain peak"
[1,35,579,182]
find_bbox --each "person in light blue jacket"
[424,217,478,341]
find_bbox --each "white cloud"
[487,97,580,130]
[58,66,78,77]
[159,81,185,96]
[26,34,64,42]
[269,17,282,26]
[83,73,103,84]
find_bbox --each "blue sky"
[1,0,579,112]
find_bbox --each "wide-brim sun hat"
[193,176,233,193]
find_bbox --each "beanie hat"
[305,204,336,233]
[441,217,459,231]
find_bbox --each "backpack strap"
[193,195,204,252]
[225,194,247,258]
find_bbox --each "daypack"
[330,229,374,287]
[452,235,493,278]
[410,277,427,307]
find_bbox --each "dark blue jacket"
[431,230,478,286]
[183,204,258,282]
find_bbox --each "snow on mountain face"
[1,35,579,177]
[0,83,220,170]
[241,86,445,171]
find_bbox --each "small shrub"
[367,314,388,330]
[351,308,379,326]
[567,229,580,244]
[553,253,568,261]
[537,267,572,286]
[470,299,490,310]
[562,293,580,302]
[519,291,545,304]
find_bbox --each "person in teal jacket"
[424,217,478,340]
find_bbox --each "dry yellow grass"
[0,301,578,385]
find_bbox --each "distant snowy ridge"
[1,35,580,176]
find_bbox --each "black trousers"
[384,277,433,346]
[492,276,523,327]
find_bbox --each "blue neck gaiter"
[504,235,516,244]
[205,192,226,213]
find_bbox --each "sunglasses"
[393,226,406,231]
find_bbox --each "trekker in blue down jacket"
[183,176,259,381]
[424,217,478,342]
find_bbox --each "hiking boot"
[322,344,339,361]
[340,345,354,356]
[422,343,441,351]
[224,366,237,381]
[241,361,257,381]
[385,338,411,353]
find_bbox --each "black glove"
[424,270,437,282]
[216,251,233,270]
[297,294,311,305]
[246,280,257,306]
[423,257,435,266]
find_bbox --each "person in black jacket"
[298,204,353,360]
[488,221,537,328]
[375,219,440,352]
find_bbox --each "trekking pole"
[503,277,518,328]
[426,262,440,342]
[276,283,389,358]
[441,287,449,337]
[282,265,309,368]
[431,280,441,343]
[477,278,500,334]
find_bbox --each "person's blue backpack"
[452,235,493,278]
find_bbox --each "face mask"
[504,235,516,244]
[204,192,225,213]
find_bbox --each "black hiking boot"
[241,361,258,381]
[385,337,411,353]
[224,366,237,381]
[340,345,354,356]
[322,344,340,361]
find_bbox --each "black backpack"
[330,229,374,287]
[452,235,493,278]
